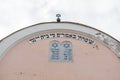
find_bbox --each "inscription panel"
[50,41,72,62]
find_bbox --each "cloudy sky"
[0,0,120,41]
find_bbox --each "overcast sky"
[0,0,120,41]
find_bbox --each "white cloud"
[0,0,120,41]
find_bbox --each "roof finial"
[56,14,61,22]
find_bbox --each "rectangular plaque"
[50,41,72,62]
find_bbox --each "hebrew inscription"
[50,41,72,62]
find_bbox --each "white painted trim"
[0,22,120,60]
